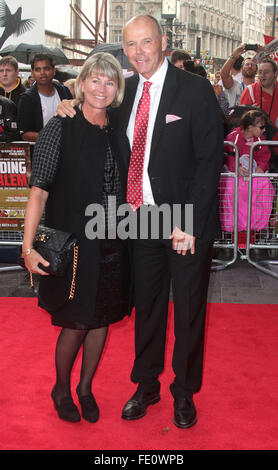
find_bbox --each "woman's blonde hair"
[75,52,125,107]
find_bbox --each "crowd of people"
[1,15,277,429]
[1,40,278,164]
[169,44,277,234]
[0,53,73,143]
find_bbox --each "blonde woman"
[22,53,131,423]
[64,78,76,98]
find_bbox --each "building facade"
[179,0,243,59]
[43,0,271,69]
[265,3,278,38]
[109,0,243,63]
[242,0,267,44]
[109,0,162,43]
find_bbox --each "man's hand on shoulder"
[55,99,78,118]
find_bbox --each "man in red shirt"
[240,58,278,143]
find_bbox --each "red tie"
[127,80,152,211]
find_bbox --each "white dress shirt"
[126,57,168,205]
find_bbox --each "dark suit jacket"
[115,62,224,241]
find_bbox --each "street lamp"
[173,19,187,49]
[272,0,277,37]
[196,36,201,59]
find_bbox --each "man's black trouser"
[130,237,213,398]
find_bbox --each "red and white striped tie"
[126,80,152,211]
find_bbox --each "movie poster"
[0,0,45,50]
[0,142,31,232]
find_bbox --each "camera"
[245,44,258,51]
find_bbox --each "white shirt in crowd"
[39,88,61,127]
[126,57,168,205]
[218,78,243,108]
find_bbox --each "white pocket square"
[166,114,182,124]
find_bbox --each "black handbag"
[18,225,79,300]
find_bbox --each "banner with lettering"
[0,142,31,232]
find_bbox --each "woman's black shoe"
[51,389,81,423]
[76,390,99,423]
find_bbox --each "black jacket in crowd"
[17,81,72,136]
[0,78,25,107]
[0,95,19,142]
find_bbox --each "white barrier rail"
[211,141,239,271]
[1,140,277,279]
[245,140,278,279]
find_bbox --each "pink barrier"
[219,175,275,232]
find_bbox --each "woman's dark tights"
[52,326,108,403]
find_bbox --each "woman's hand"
[22,186,49,275]
[170,226,195,255]
[23,249,50,276]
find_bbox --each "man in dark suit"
[119,15,223,428]
[56,14,223,428]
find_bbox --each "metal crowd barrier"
[1,140,277,280]
[245,140,278,279]
[0,235,23,272]
[212,139,278,280]
[211,141,239,271]
[0,142,34,273]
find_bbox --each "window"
[114,29,122,42]
[190,11,196,26]
[138,6,146,15]
[115,5,123,19]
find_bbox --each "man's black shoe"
[173,396,197,429]
[121,387,160,420]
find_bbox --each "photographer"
[240,57,278,168]
[220,44,261,107]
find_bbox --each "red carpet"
[0,297,278,450]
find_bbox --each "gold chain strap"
[69,244,79,300]
[30,272,34,288]
[28,244,79,301]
